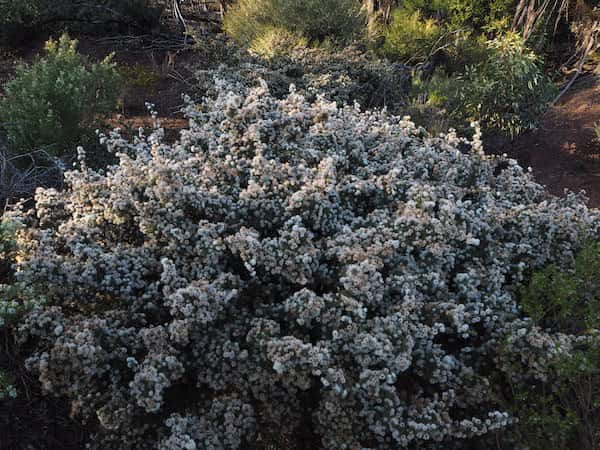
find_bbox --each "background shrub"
[8,81,600,449]
[0,34,121,160]
[0,0,38,25]
[0,0,165,43]
[0,0,38,44]
[411,33,557,136]
[224,0,366,52]
[454,33,557,137]
[381,8,443,63]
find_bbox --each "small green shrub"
[247,27,308,59]
[391,0,515,31]
[0,34,121,159]
[445,0,515,30]
[119,63,161,95]
[404,33,556,136]
[506,242,600,450]
[440,32,489,74]
[224,0,366,53]
[453,33,557,136]
[522,241,600,334]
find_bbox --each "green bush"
[0,34,121,159]
[247,27,309,59]
[445,0,516,30]
[390,0,515,31]
[404,33,556,136]
[522,241,600,335]
[506,242,600,450]
[224,0,366,53]
[433,33,557,137]
[378,0,517,66]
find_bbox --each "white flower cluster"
[10,81,600,449]
[194,46,410,114]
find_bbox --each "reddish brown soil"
[492,75,600,208]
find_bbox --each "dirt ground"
[492,75,600,208]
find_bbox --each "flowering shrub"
[194,46,411,114]
[0,34,121,159]
[8,81,600,449]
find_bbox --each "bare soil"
[491,75,600,208]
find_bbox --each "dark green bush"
[505,242,600,450]
[0,0,38,25]
[0,0,164,43]
[412,33,556,136]
[522,241,600,335]
[455,33,557,137]
[224,0,366,53]
[0,34,121,159]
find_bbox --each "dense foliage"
[0,34,121,159]
[412,33,557,136]
[506,242,600,450]
[454,33,557,137]
[222,0,556,137]
[381,8,443,64]
[5,81,599,449]
[0,0,164,42]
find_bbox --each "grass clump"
[224,0,366,55]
